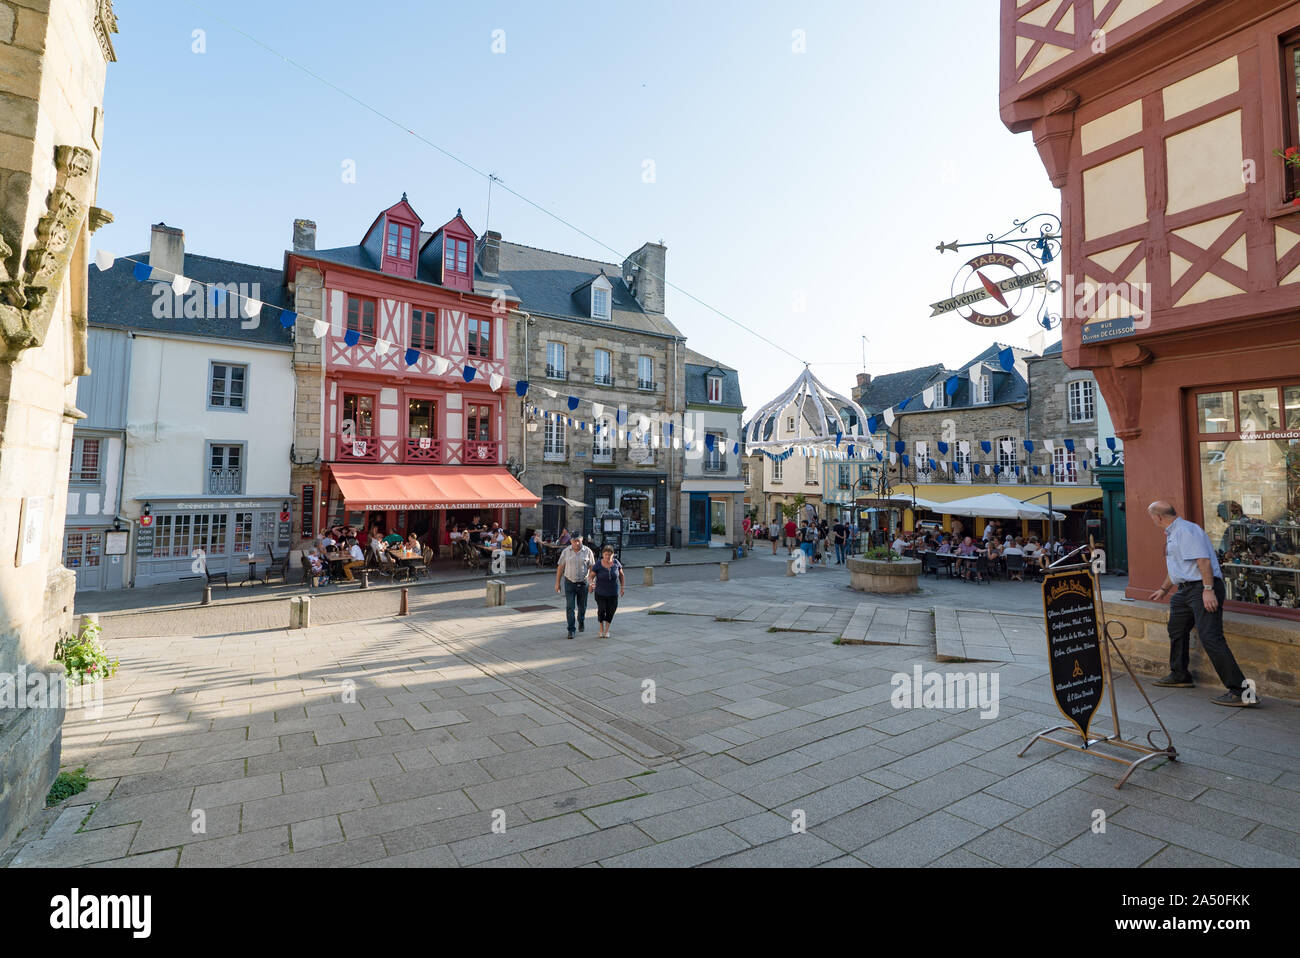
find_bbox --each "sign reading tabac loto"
[930,252,1049,327]
[1041,568,1107,739]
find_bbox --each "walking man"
[833,519,847,565]
[555,533,595,639]
[1147,501,1255,706]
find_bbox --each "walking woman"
[588,544,626,638]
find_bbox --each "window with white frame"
[955,446,971,480]
[543,416,566,460]
[707,376,723,403]
[209,362,247,410]
[69,437,102,483]
[592,285,610,321]
[837,464,851,489]
[546,342,567,380]
[594,349,613,386]
[208,443,245,495]
[1053,447,1078,484]
[1068,380,1096,423]
[996,436,1018,471]
[934,384,950,408]
[638,355,655,390]
[773,458,784,482]
[704,433,725,471]
[974,375,992,405]
[786,416,795,434]
[805,456,817,483]
[593,417,613,462]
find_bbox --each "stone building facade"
[0,0,117,849]
[502,239,686,548]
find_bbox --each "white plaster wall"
[122,336,294,506]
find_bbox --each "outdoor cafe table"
[237,554,264,587]
[391,549,424,574]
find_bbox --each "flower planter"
[846,556,922,594]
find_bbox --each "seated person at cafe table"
[955,537,981,580]
[342,539,366,581]
[383,529,404,548]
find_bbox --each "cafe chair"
[974,555,991,584]
[205,565,230,591]
[265,546,289,584]
[1005,554,1025,582]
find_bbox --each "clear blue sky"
[98,0,1062,407]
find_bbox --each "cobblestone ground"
[6,555,1298,868]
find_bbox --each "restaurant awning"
[930,492,1066,520]
[328,465,540,511]
[913,483,1101,508]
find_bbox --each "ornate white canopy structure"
[745,366,869,450]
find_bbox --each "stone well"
[847,556,922,594]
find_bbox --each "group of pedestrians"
[554,535,625,640]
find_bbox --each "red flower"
[1293,197,1300,207]
[1287,147,1299,158]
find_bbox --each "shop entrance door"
[63,529,104,591]
[688,494,709,545]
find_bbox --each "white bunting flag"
[171,274,191,296]
[684,427,695,443]
[94,250,115,271]
[543,388,557,399]
[241,297,262,319]
[1044,439,1055,454]
[916,441,927,457]
[923,386,934,408]
[1001,441,1012,455]
[889,451,897,465]
[941,461,949,474]
[489,374,503,391]
[312,319,329,338]
[970,364,983,386]
[592,403,604,420]
[374,339,391,357]
[884,408,895,427]
[958,440,969,455]
[432,356,451,375]
[1085,437,1096,452]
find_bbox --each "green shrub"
[862,546,896,561]
[46,767,91,806]
[53,620,119,686]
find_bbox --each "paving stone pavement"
[6,557,1298,868]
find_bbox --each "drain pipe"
[514,310,534,482]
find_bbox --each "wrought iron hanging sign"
[929,214,1063,329]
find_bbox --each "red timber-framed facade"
[285,196,530,549]
[1001,1,1300,634]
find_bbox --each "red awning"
[328,465,540,511]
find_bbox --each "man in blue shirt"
[1147,501,1254,706]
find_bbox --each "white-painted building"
[679,350,746,546]
[87,224,296,587]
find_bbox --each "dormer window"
[590,274,612,321]
[444,238,469,276]
[708,376,723,403]
[386,221,413,261]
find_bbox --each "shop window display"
[1196,383,1300,612]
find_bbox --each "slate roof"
[1041,340,1063,356]
[683,347,744,408]
[862,343,1034,420]
[490,241,683,340]
[856,364,946,416]
[302,235,516,302]
[88,252,293,347]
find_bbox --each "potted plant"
[846,543,921,594]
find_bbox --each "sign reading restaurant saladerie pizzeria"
[356,502,529,511]
[1041,568,1106,739]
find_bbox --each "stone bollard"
[486,579,506,607]
[359,570,370,590]
[399,588,409,616]
[786,558,796,577]
[720,562,730,581]
[201,586,212,606]
[299,595,311,628]
[643,566,654,587]
[289,596,302,629]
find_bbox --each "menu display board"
[1041,568,1106,739]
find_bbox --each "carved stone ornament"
[94,0,119,63]
[0,146,103,362]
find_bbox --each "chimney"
[622,241,666,314]
[148,223,184,279]
[477,230,501,276]
[852,372,871,403]
[293,218,317,251]
[856,372,871,388]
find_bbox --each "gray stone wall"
[289,265,323,552]
[1026,352,1103,452]
[510,313,683,537]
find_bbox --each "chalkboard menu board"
[134,523,154,558]
[301,484,314,538]
[1041,568,1106,738]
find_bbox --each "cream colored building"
[0,0,118,848]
